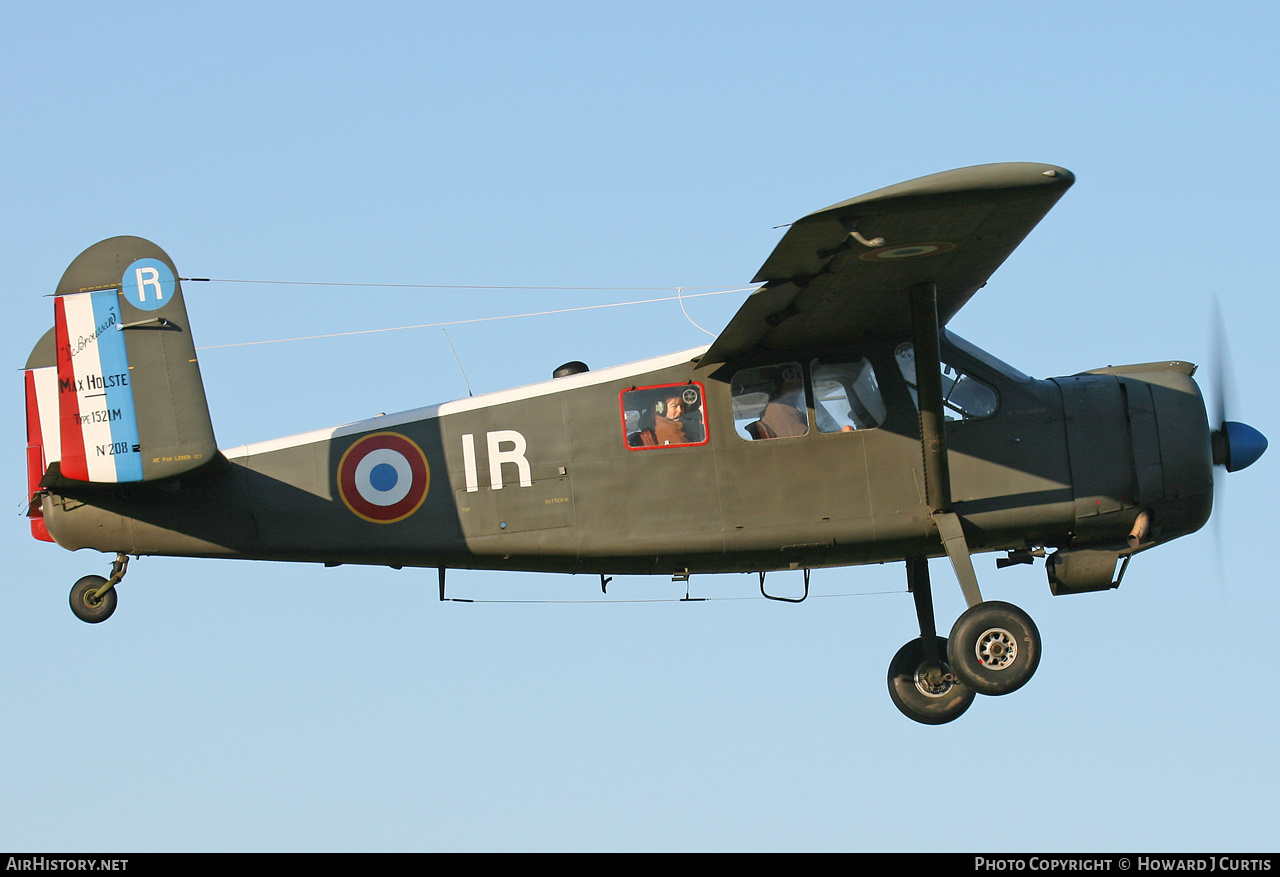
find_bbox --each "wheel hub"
[914,662,957,698]
[975,627,1018,670]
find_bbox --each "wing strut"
[909,282,983,607]
[909,283,952,512]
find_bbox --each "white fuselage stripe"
[223,346,710,461]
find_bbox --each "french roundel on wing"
[859,241,957,261]
[337,432,430,523]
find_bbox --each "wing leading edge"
[702,162,1074,364]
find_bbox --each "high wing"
[702,162,1074,364]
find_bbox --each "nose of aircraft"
[1212,421,1268,472]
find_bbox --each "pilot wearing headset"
[653,393,690,445]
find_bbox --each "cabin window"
[621,382,708,449]
[811,358,886,431]
[895,342,998,420]
[730,363,809,440]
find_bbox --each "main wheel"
[887,635,975,724]
[947,601,1040,696]
[69,575,118,624]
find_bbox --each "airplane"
[23,162,1268,724]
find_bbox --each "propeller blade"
[1210,293,1231,430]
[1208,297,1267,471]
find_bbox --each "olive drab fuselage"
[37,334,1213,578]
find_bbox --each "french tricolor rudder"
[25,237,221,541]
[54,289,145,482]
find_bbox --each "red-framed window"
[620,382,710,450]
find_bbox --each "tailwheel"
[947,601,1041,696]
[69,575,118,624]
[887,635,975,724]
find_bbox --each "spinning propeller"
[1208,299,1267,474]
[1207,298,1267,575]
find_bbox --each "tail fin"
[28,236,217,491]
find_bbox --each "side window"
[895,343,998,420]
[621,383,708,449]
[730,363,808,440]
[812,359,886,432]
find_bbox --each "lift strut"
[909,282,984,608]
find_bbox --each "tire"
[887,635,975,725]
[69,575,118,624]
[947,601,1040,696]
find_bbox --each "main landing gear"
[890,283,1043,723]
[888,635,974,725]
[948,601,1040,697]
[68,553,129,624]
[888,557,1042,724]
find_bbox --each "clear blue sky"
[3,1,1277,851]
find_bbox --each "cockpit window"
[812,358,886,432]
[730,363,808,440]
[621,382,708,449]
[895,342,998,420]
